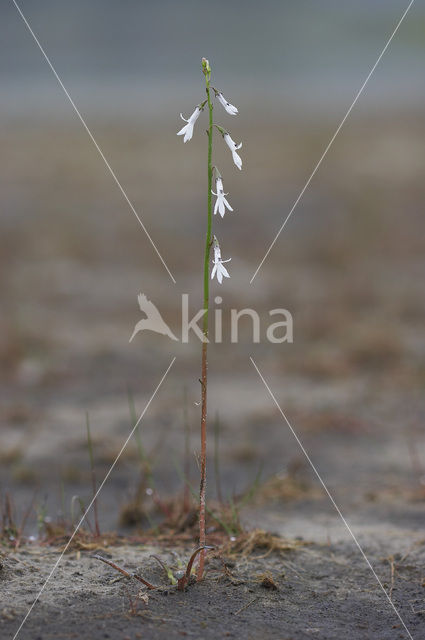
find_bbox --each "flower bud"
[202,57,211,76]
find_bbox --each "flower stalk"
[177,57,242,582]
[198,57,213,580]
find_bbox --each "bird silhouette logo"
[129,293,178,342]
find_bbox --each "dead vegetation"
[91,530,298,596]
[257,570,279,590]
[254,465,320,503]
[222,529,306,558]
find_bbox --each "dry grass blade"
[93,554,157,590]
[86,413,101,538]
[234,597,259,615]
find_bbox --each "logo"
[129,294,178,342]
[130,293,293,344]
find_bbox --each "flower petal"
[220,263,230,279]
[217,93,238,116]
[222,196,233,212]
[231,150,242,170]
[177,124,188,136]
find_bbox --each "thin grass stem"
[86,412,100,537]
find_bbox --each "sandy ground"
[1,113,425,638]
[2,534,425,640]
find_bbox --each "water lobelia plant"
[177,57,242,580]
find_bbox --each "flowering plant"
[177,58,242,579]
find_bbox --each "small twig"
[93,554,132,578]
[133,572,158,589]
[93,554,157,590]
[234,597,258,616]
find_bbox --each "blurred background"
[1,1,424,537]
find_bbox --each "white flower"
[216,92,238,116]
[211,236,231,284]
[224,133,242,170]
[212,176,233,218]
[177,106,201,143]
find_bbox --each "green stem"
[198,65,213,581]
[204,78,213,335]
